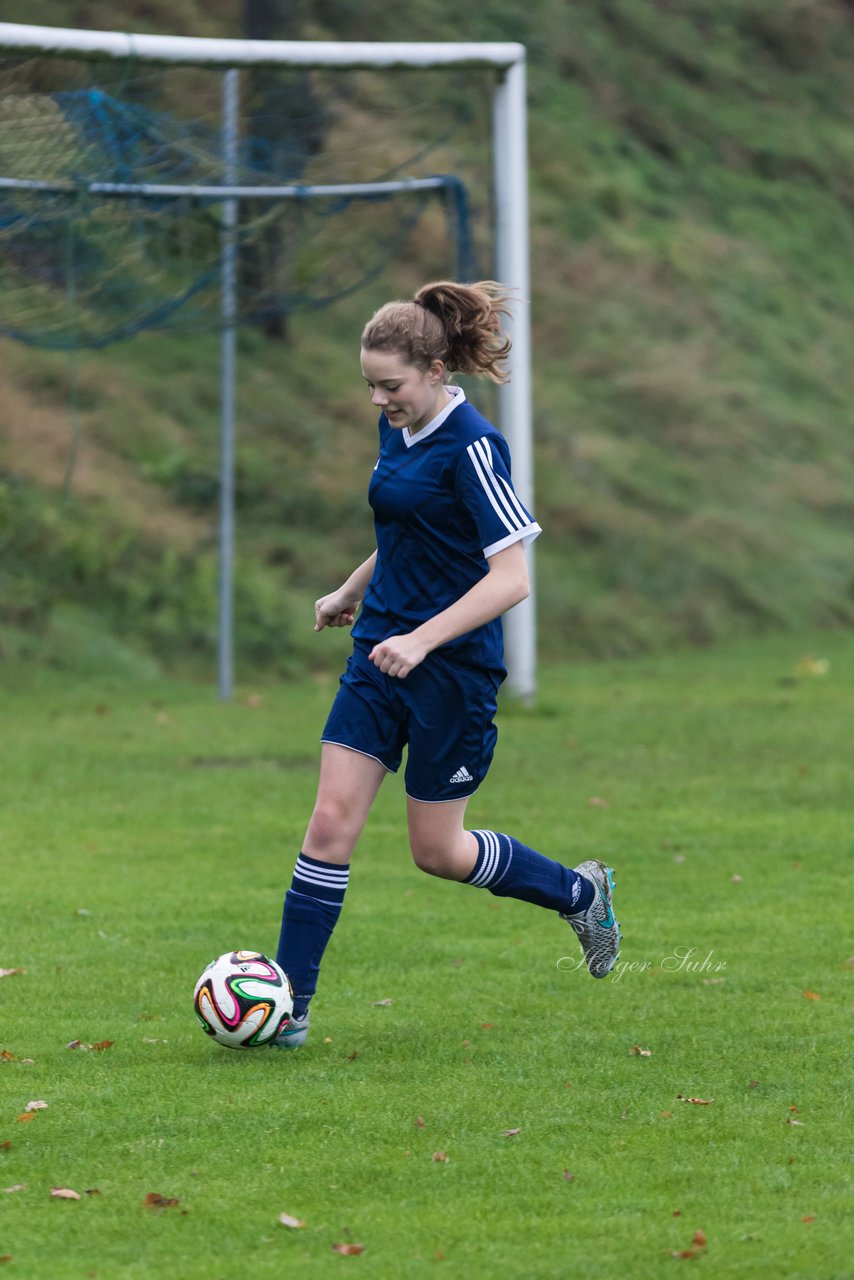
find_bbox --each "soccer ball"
[193,951,293,1048]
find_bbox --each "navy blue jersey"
[351,387,541,669]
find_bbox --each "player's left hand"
[368,633,429,679]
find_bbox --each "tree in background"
[241,0,329,339]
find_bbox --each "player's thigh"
[304,742,388,861]
[403,657,501,803]
[322,646,407,775]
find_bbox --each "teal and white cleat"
[272,1009,310,1049]
[561,860,621,978]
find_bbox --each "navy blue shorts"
[321,645,503,802]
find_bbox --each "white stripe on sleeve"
[472,438,527,532]
[466,438,524,535]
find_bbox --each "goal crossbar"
[0,23,524,70]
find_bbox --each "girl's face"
[360,348,449,436]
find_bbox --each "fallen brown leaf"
[0,1051,16,1062]
[414,1116,425,1128]
[692,1230,708,1247]
[346,1050,360,1061]
[630,1045,652,1056]
[0,1142,11,1151]
[0,1256,12,1265]
[480,1023,494,1030]
[801,1215,817,1224]
[748,1080,760,1089]
[15,1114,36,1124]
[143,1193,180,1209]
[802,990,821,1001]
[676,1094,713,1105]
[50,1188,81,1201]
[278,1212,305,1229]
[794,656,828,677]
[562,1170,575,1182]
[664,1248,699,1259]
[432,1151,449,1163]
[91,1040,113,1052]
[661,1111,674,1118]
[84,1189,102,1196]
[332,1243,365,1256]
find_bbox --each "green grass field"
[1,630,851,1279]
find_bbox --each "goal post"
[0,21,536,701]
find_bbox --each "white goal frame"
[0,22,536,700]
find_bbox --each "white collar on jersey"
[402,384,466,447]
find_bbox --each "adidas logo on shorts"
[449,765,474,784]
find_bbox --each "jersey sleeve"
[454,433,542,558]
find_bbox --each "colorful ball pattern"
[193,950,293,1048]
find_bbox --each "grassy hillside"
[2,0,854,679]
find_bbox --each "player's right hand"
[314,591,358,632]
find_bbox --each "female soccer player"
[274,280,620,1047]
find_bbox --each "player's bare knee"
[304,799,357,861]
[409,835,454,878]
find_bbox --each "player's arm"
[315,550,377,631]
[369,542,529,677]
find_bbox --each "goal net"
[0,55,484,349]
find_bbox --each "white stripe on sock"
[469,830,500,887]
[294,859,350,889]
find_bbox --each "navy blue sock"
[276,853,349,1018]
[465,831,594,914]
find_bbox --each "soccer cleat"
[272,1008,310,1049]
[561,860,621,978]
